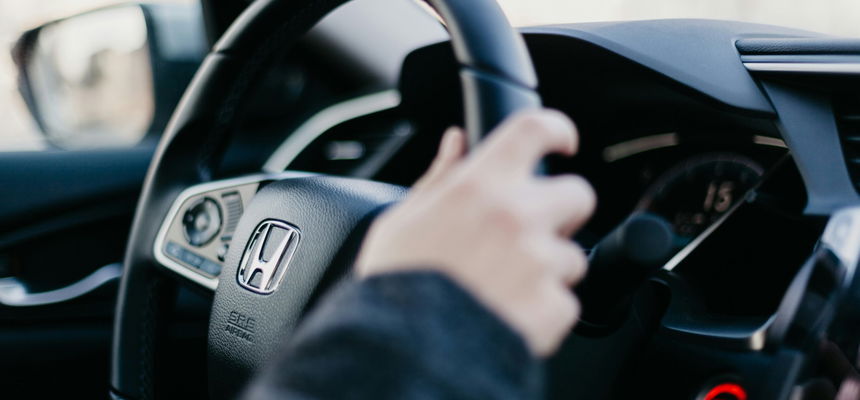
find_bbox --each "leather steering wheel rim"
[111,0,541,398]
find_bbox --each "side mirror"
[11,3,207,149]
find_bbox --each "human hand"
[355,109,596,357]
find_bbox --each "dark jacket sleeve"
[242,271,544,400]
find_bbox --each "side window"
[0,0,205,152]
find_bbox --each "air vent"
[836,95,860,192]
[290,119,413,178]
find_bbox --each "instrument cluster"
[569,131,790,250]
[568,130,821,319]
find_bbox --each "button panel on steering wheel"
[153,174,278,290]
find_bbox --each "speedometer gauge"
[636,154,764,244]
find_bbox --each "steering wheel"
[110,0,541,398]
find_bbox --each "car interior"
[2,0,860,398]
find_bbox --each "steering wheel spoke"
[152,173,306,290]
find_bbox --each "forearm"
[242,271,544,400]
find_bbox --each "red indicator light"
[703,382,747,400]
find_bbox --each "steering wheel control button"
[699,381,747,400]
[182,197,223,247]
[200,260,222,276]
[220,191,244,240]
[217,243,230,262]
[237,220,301,294]
[164,241,222,277]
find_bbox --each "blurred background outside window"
[0,0,188,151]
[0,0,858,151]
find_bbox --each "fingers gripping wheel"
[111,0,541,399]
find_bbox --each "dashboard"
[275,25,827,310]
[147,18,860,399]
[236,19,860,398]
[272,23,831,320]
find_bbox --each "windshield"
[497,0,860,37]
[0,0,858,151]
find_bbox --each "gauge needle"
[660,152,792,272]
[661,188,753,272]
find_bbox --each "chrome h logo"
[237,220,300,294]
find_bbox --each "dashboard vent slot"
[836,94,860,192]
